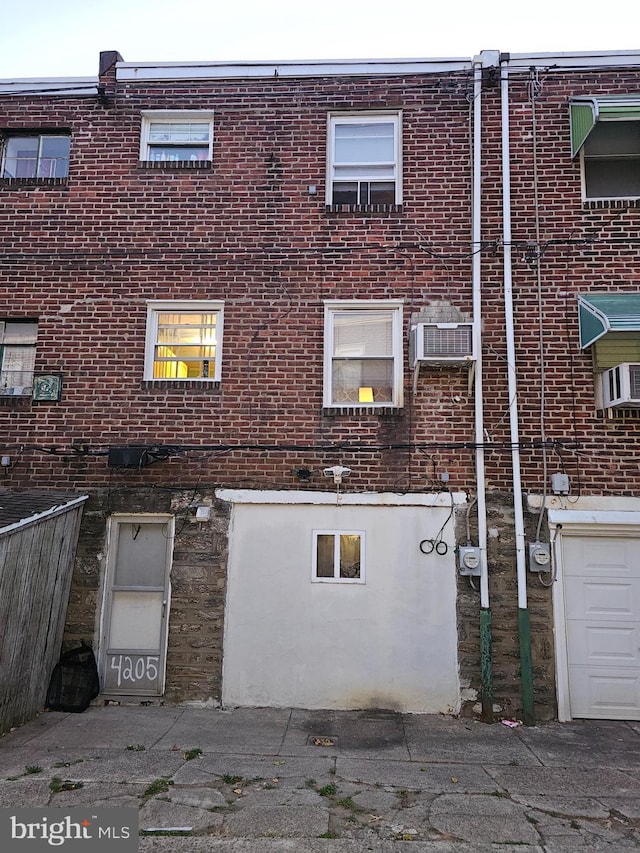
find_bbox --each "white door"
[100,515,174,696]
[561,534,640,719]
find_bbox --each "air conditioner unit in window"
[601,363,640,408]
[410,322,475,367]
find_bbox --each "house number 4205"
[110,654,159,686]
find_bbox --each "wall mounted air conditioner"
[410,322,475,367]
[601,362,640,408]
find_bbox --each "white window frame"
[326,111,402,206]
[144,300,224,382]
[323,300,404,409]
[311,530,366,584]
[580,118,640,202]
[139,111,214,163]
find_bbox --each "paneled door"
[100,515,173,696]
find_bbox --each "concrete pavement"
[0,704,639,850]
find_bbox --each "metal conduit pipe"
[472,53,493,719]
[500,55,535,725]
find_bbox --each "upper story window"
[327,112,402,206]
[0,320,37,396]
[144,301,224,382]
[140,111,214,164]
[1,133,70,179]
[570,96,640,201]
[323,300,403,408]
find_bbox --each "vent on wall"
[601,362,640,408]
[410,322,475,367]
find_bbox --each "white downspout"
[500,54,535,723]
[473,54,489,611]
[473,52,493,717]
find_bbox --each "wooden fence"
[0,496,87,734]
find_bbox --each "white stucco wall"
[221,494,460,713]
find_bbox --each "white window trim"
[326,111,402,205]
[144,299,224,382]
[323,299,404,409]
[139,110,214,163]
[311,529,366,583]
[580,117,640,202]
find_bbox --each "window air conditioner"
[410,322,475,367]
[601,363,640,408]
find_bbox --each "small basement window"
[312,531,365,583]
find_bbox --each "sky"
[1,0,638,79]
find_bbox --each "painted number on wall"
[109,654,159,687]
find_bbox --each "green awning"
[570,96,640,158]
[578,293,640,349]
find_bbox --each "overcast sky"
[1,0,638,79]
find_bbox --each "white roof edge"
[505,49,640,68]
[0,494,89,536]
[0,78,98,96]
[216,488,467,506]
[116,57,472,82]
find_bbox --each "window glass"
[583,120,640,199]
[328,113,400,205]
[313,531,364,582]
[2,135,69,179]
[142,114,213,163]
[145,302,223,382]
[0,320,37,395]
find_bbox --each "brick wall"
[2,58,640,717]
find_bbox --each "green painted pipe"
[479,608,493,720]
[518,607,535,725]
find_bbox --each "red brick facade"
[2,50,640,720]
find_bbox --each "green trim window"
[0,320,37,396]
[570,97,640,200]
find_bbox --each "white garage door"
[562,534,640,720]
[222,499,460,714]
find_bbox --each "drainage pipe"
[500,55,535,725]
[472,53,493,719]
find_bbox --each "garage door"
[222,499,460,714]
[562,534,640,719]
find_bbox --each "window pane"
[332,358,394,403]
[584,121,640,156]
[585,158,640,197]
[334,312,393,357]
[339,535,361,579]
[38,136,70,178]
[316,534,335,577]
[3,137,38,178]
[369,182,396,204]
[153,312,218,379]
[0,345,36,392]
[149,122,210,143]
[334,123,395,163]
[2,321,38,344]
[148,146,209,162]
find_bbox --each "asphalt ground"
[0,704,639,851]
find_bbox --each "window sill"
[322,405,402,417]
[0,177,68,188]
[142,380,221,391]
[325,203,403,215]
[138,160,212,171]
